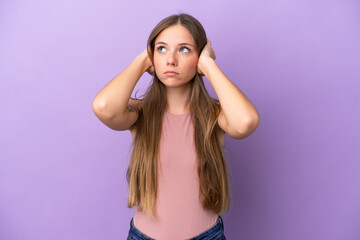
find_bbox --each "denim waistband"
[128,215,224,240]
[187,215,224,240]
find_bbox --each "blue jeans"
[127,215,226,240]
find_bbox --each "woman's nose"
[167,51,177,66]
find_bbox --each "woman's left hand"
[197,39,216,76]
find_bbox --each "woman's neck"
[165,84,191,114]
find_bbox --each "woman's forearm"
[92,52,150,119]
[200,58,260,134]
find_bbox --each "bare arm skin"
[198,40,260,139]
[92,49,153,131]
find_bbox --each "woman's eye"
[180,47,190,53]
[158,46,165,52]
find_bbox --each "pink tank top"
[133,111,219,240]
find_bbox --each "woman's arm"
[198,40,260,139]
[92,49,153,130]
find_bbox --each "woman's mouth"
[164,71,179,76]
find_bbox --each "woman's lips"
[164,71,179,76]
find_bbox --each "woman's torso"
[129,111,225,240]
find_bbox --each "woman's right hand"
[139,47,155,76]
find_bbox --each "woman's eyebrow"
[155,41,194,48]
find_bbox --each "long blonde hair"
[126,13,231,219]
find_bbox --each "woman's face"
[153,24,199,88]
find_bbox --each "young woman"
[92,13,259,240]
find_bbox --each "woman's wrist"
[198,57,215,76]
[135,52,151,73]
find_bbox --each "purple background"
[1,0,359,239]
